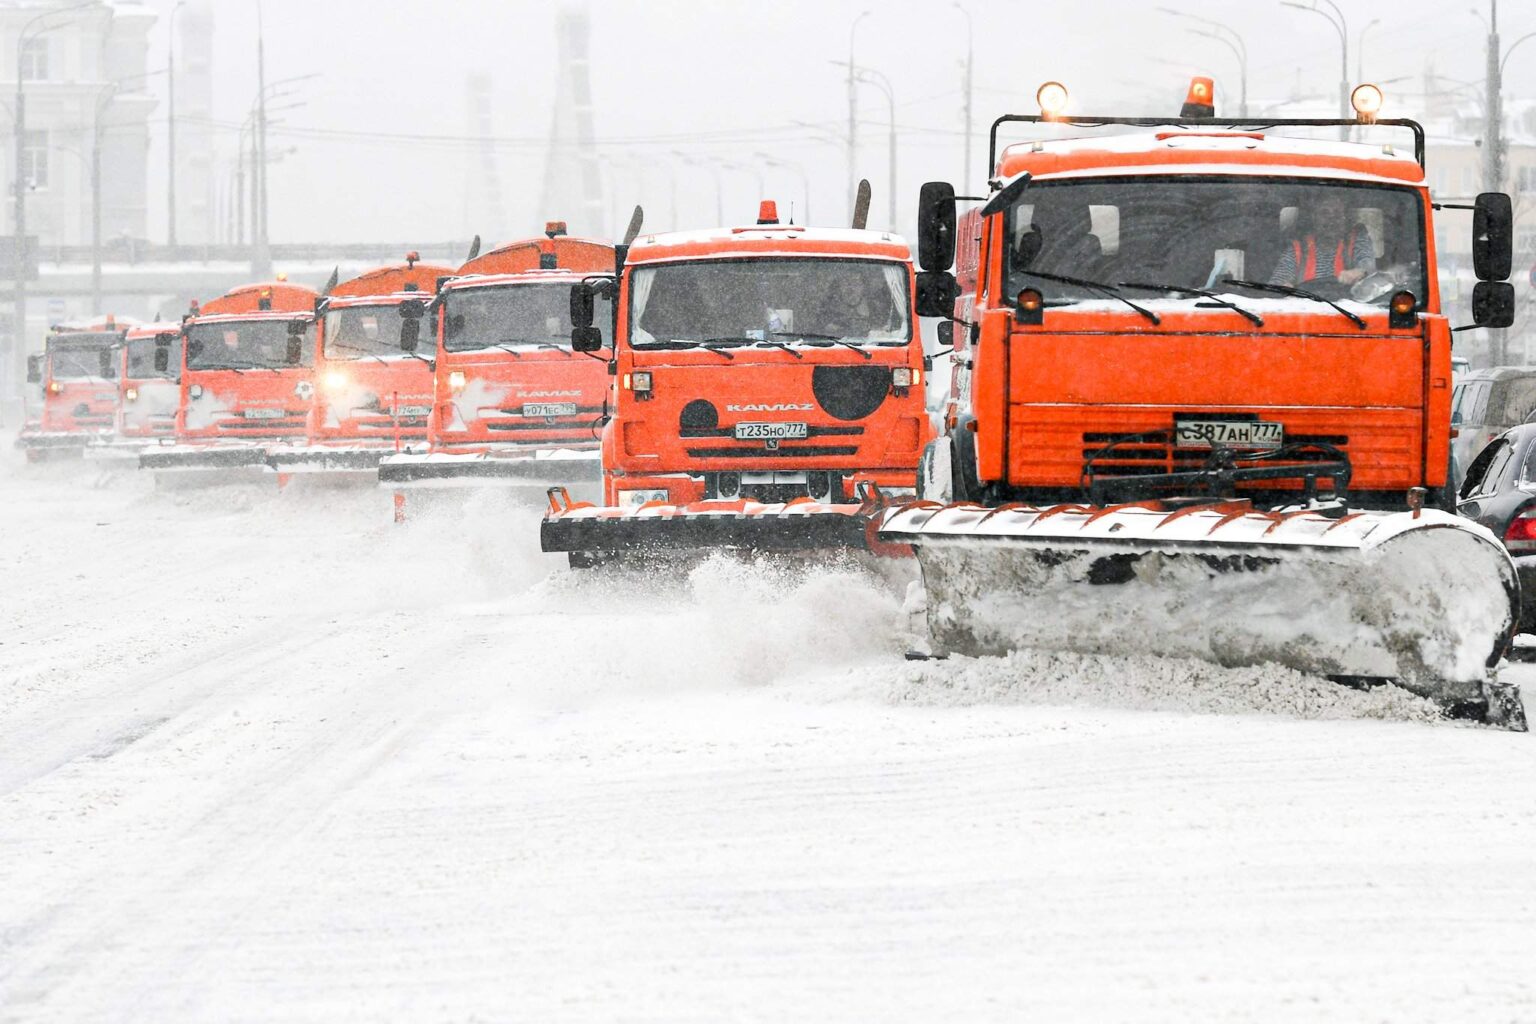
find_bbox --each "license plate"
[395,405,431,416]
[523,402,577,418]
[243,408,284,419]
[1173,418,1283,449]
[734,421,808,440]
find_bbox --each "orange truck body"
[139,281,318,473]
[269,257,454,473]
[115,321,183,440]
[18,316,133,457]
[598,222,932,508]
[938,130,1452,509]
[377,228,614,489]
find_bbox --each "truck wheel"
[951,425,981,504]
[917,439,953,503]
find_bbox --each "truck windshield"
[125,336,180,379]
[47,334,119,379]
[1003,177,1427,307]
[185,319,315,370]
[324,305,420,359]
[629,258,911,345]
[441,283,611,353]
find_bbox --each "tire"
[951,424,981,504]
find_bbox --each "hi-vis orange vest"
[1291,228,1360,282]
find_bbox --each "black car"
[1457,422,1536,632]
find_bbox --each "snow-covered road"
[2,452,1534,1021]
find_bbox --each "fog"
[145,0,1532,245]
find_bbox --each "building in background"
[0,0,158,251]
[174,0,213,248]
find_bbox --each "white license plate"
[395,405,432,416]
[734,421,808,440]
[523,402,577,418]
[1174,418,1283,449]
[243,408,285,419]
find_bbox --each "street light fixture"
[847,9,872,222]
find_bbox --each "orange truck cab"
[908,81,1517,512]
[265,254,452,474]
[18,316,134,460]
[139,280,319,474]
[377,223,613,491]
[115,321,183,442]
[541,200,932,561]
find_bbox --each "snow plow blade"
[541,485,909,563]
[879,501,1526,729]
[138,443,273,472]
[266,445,409,475]
[377,449,601,489]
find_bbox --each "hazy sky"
[136,0,1536,247]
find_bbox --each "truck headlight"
[125,387,139,402]
[188,384,204,398]
[323,369,349,393]
[449,370,467,394]
[892,367,918,388]
[625,371,652,393]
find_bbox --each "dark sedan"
[1457,422,1536,632]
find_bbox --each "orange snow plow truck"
[376,224,614,493]
[265,253,452,475]
[18,316,134,460]
[879,79,1527,728]
[541,200,932,564]
[139,280,317,476]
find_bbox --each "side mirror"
[153,347,169,373]
[400,317,421,353]
[572,325,603,353]
[1473,280,1516,328]
[25,354,41,383]
[914,271,959,319]
[917,182,956,272]
[99,348,116,378]
[398,298,427,319]
[569,282,595,329]
[285,335,303,365]
[935,320,954,347]
[1474,192,1513,282]
[187,338,203,360]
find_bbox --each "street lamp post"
[1281,0,1350,140]
[847,9,871,222]
[167,0,185,247]
[1357,18,1380,83]
[838,62,896,232]
[953,3,973,185]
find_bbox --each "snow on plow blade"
[541,487,907,561]
[879,501,1525,728]
[267,445,411,474]
[377,449,601,489]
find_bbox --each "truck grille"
[1081,431,1349,477]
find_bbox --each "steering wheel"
[1350,271,1400,304]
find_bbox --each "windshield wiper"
[754,338,804,359]
[1018,269,1161,325]
[325,342,391,366]
[772,331,872,360]
[1117,281,1264,327]
[1222,278,1366,330]
[695,338,753,360]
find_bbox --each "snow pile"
[865,649,1448,724]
